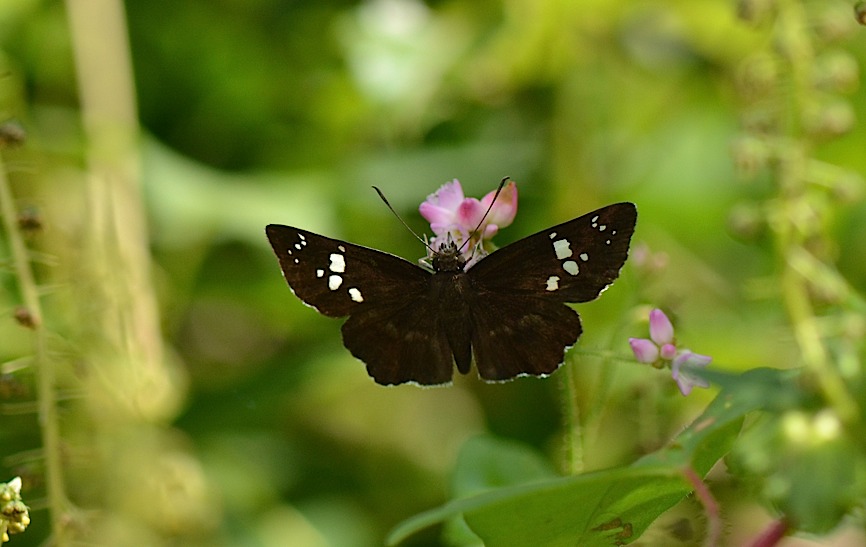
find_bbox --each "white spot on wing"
[548,232,557,239]
[579,252,589,262]
[316,269,324,278]
[348,287,364,302]
[545,275,560,291]
[553,239,573,259]
[294,243,302,250]
[329,253,346,273]
[328,275,342,290]
[563,260,579,276]
[599,224,607,231]
[298,233,306,240]
[338,245,346,252]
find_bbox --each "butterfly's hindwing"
[341,299,455,386]
[266,224,428,318]
[468,292,583,381]
[468,202,637,303]
[341,270,475,386]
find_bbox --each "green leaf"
[442,435,558,546]
[387,368,791,546]
[451,435,559,498]
[459,390,748,547]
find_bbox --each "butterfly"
[266,201,637,386]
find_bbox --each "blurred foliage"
[0,0,865,545]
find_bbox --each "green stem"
[0,156,68,540]
[561,361,584,475]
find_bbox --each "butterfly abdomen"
[430,271,474,374]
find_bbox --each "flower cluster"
[419,179,517,265]
[1,477,29,543]
[629,309,712,396]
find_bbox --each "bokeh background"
[1,0,865,545]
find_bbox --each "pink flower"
[629,308,711,396]
[672,351,712,396]
[419,179,518,262]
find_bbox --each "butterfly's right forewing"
[266,224,428,317]
[266,224,454,386]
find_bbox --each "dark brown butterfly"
[266,202,636,386]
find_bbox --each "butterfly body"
[266,202,636,386]
[427,270,473,372]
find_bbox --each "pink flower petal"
[427,221,454,236]
[480,180,518,228]
[456,198,486,230]
[660,343,677,361]
[671,350,711,396]
[419,179,465,226]
[482,224,499,239]
[629,338,659,363]
[674,374,697,396]
[431,179,465,209]
[675,350,712,369]
[649,309,674,345]
[419,203,455,230]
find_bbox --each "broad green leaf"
[451,435,558,498]
[387,368,792,546]
[443,435,558,546]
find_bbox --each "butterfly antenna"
[372,186,436,253]
[458,176,511,253]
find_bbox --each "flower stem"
[561,362,584,475]
[682,466,721,547]
[0,155,68,541]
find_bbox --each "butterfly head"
[428,237,467,272]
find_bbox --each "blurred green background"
[1,0,865,545]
